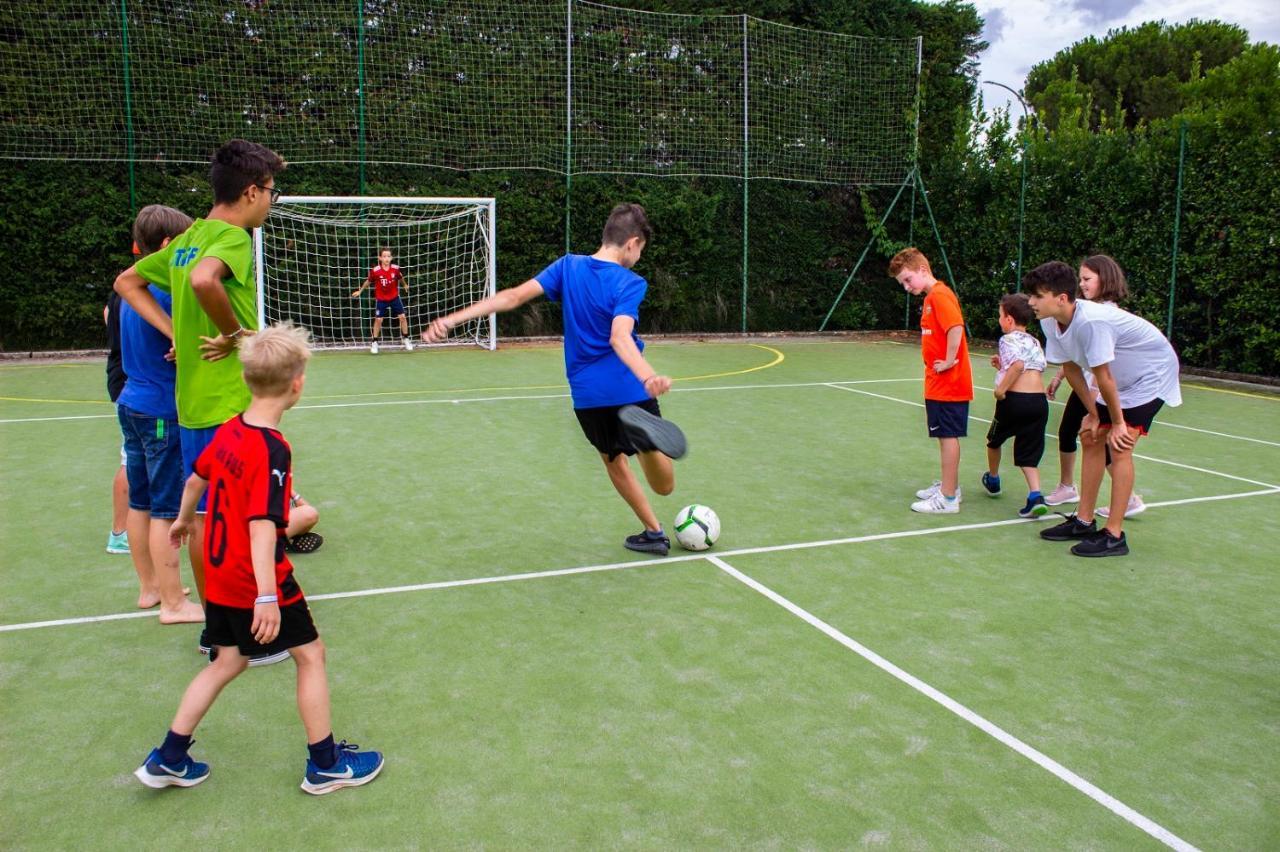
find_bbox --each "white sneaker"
[403,337,414,352]
[370,341,379,355]
[1044,483,1079,506]
[1097,494,1145,520]
[911,492,960,514]
[915,481,962,502]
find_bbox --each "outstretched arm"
[610,315,671,397]
[422,279,544,343]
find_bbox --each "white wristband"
[254,594,278,605]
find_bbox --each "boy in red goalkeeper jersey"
[351,247,412,353]
[134,323,383,795]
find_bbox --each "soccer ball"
[673,504,720,551]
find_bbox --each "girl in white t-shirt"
[1043,255,1145,518]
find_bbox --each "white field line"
[0,378,924,424]
[706,554,1202,852]
[970,384,1280,448]
[825,383,1280,491]
[3,486,1276,635]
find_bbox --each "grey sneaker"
[618,405,687,459]
[624,530,670,556]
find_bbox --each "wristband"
[254,594,278,605]
[227,326,246,340]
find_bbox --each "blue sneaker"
[134,747,210,789]
[1018,494,1049,518]
[981,472,1002,497]
[301,741,384,795]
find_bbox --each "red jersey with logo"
[368,264,404,301]
[920,281,973,402]
[193,415,302,608]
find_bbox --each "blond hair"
[239,322,312,397]
[887,247,932,277]
[133,204,194,257]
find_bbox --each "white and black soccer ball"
[673,504,720,551]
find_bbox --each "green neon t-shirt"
[134,218,257,429]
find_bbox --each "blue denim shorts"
[118,404,184,519]
[179,424,221,513]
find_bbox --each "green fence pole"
[914,170,970,338]
[819,172,913,331]
[118,0,136,214]
[904,177,916,329]
[740,14,749,333]
[564,0,573,255]
[1167,121,1187,341]
[356,0,366,194]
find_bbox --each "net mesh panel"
[0,1,919,185]
[259,199,494,350]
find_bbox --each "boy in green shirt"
[114,139,289,663]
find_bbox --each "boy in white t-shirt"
[982,293,1050,518]
[1025,261,1181,557]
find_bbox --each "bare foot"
[137,587,192,610]
[158,600,206,624]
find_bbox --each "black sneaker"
[1039,514,1097,541]
[618,405,687,460]
[624,530,670,556]
[1071,529,1129,557]
[284,532,324,554]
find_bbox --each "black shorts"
[574,398,660,461]
[924,399,969,438]
[986,391,1049,467]
[1057,391,1089,453]
[1097,398,1164,434]
[204,598,320,657]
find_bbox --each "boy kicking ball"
[1025,261,1181,557]
[422,203,687,555]
[135,324,383,794]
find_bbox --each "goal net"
[254,197,497,351]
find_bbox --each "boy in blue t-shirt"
[422,203,687,555]
[118,205,206,624]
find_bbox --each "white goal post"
[254,196,497,351]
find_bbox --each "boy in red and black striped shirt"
[134,323,383,795]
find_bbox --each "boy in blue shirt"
[423,203,686,555]
[118,205,205,624]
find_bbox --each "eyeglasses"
[254,184,282,202]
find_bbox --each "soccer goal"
[254,196,497,350]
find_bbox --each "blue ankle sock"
[160,730,192,765]
[1029,490,1042,500]
[309,734,337,769]
[644,528,666,540]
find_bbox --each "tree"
[1024,20,1248,131]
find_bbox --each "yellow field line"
[305,343,785,401]
[0,396,110,405]
[1184,382,1279,401]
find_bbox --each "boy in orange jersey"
[888,247,973,514]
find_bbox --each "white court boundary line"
[3,487,1276,634]
[707,554,1201,852]
[0,378,923,424]
[969,384,1280,448]
[825,383,1280,491]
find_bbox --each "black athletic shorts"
[204,598,319,657]
[986,391,1049,468]
[1097,398,1165,435]
[1057,391,1089,453]
[574,398,661,461]
[924,399,969,438]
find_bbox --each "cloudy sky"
[969,0,1280,115]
